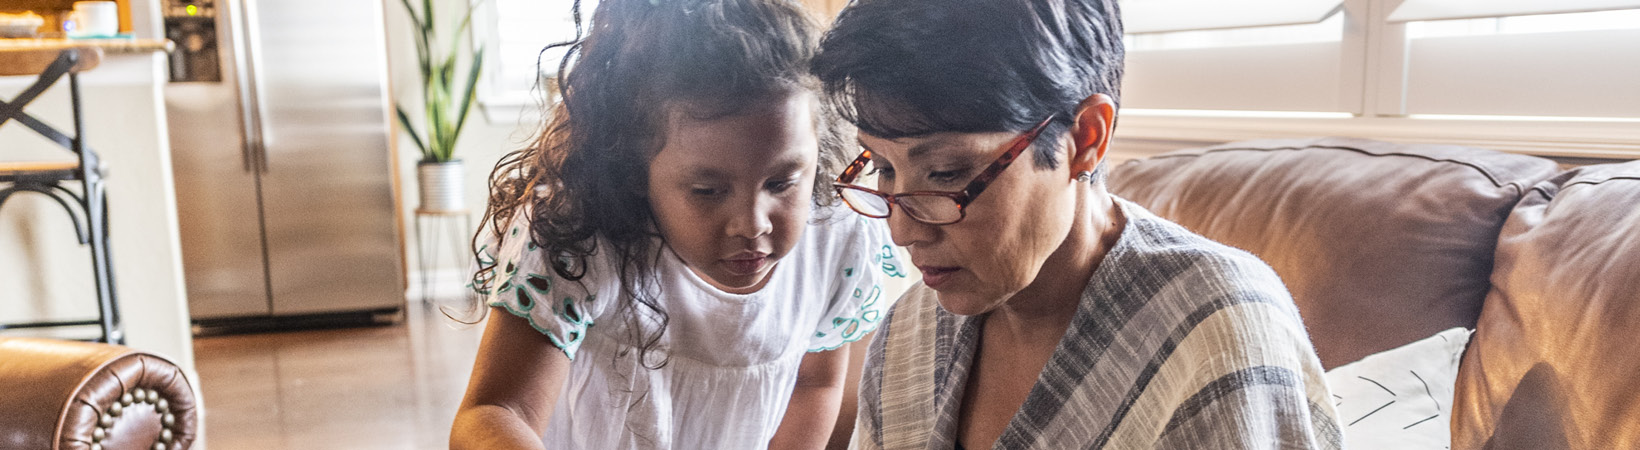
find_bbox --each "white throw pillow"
[1324,327,1473,450]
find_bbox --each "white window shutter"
[1387,0,1640,22]
[1121,0,1345,33]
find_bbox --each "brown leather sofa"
[1109,137,1639,449]
[0,337,198,450]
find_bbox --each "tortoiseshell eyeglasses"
[833,114,1057,225]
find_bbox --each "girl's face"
[647,93,819,294]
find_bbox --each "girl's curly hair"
[463,0,846,369]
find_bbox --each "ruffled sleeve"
[808,215,907,352]
[470,217,609,360]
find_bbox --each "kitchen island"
[0,36,196,375]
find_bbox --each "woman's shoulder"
[1094,198,1300,327]
[1110,198,1283,288]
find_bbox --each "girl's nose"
[727,195,774,240]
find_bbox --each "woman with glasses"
[813,0,1342,448]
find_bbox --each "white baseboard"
[405,268,473,303]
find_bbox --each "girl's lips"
[918,265,960,289]
[722,253,770,276]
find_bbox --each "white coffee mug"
[68,1,119,38]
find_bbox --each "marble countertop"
[0,38,172,54]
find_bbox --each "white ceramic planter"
[417,160,465,213]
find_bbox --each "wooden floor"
[192,301,483,450]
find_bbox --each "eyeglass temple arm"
[838,148,873,183]
[957,116,1057,204]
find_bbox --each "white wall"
[382,0,537,292]
[0,52,196,373]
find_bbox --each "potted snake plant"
[397,0,485,213]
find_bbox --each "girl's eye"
[690,186,725,197]
[868,166,894,179]
[765,179,798,193]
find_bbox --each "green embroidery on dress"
[820,284,885,345]
[862,308,881,323]
[562,298,582,323]
[525,274,553,293]
[515,288,536,312]
[556,296,594,327]
[808,241,900,352]
[496,260,521,295]
[488,299,581,360]
[544,330,580,359]
[878,245,906,278]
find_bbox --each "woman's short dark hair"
[812,0,1125,168]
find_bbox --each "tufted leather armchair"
[0,337,197,450]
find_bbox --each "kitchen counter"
[0,37,172,53]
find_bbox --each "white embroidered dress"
[476,206,903,449]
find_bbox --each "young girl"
[449,0,900,448]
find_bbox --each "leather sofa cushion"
[1451,161,1640,450]
[1109,137,1560,368]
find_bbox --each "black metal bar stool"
[0,46,123,344]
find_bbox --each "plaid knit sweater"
[851,199,1342,450]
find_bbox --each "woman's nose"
[886,205,935,247]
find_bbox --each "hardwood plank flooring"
[193,301,483,450]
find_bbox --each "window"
[1120,0,1356,113]
[1125,14,1343,51]
[1392,8,1640,118]
[477,0,597,120]
[475,0,845,121]
[1114,0,1640,159]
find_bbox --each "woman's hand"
[451,308,572,450]
[768,345,852,450]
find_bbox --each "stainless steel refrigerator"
[162,0,405,327]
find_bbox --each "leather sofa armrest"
[0,337,198,450]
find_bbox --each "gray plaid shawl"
[851,199,1342,450]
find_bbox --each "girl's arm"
[769,345,852,450]
[826,334,874,450]
[451,307,572,450]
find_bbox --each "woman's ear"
[1069,94,1116,176]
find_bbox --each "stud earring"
[1076,171,1094,183]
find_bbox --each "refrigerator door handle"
[233,0,272,174]
[225,0,255,173]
